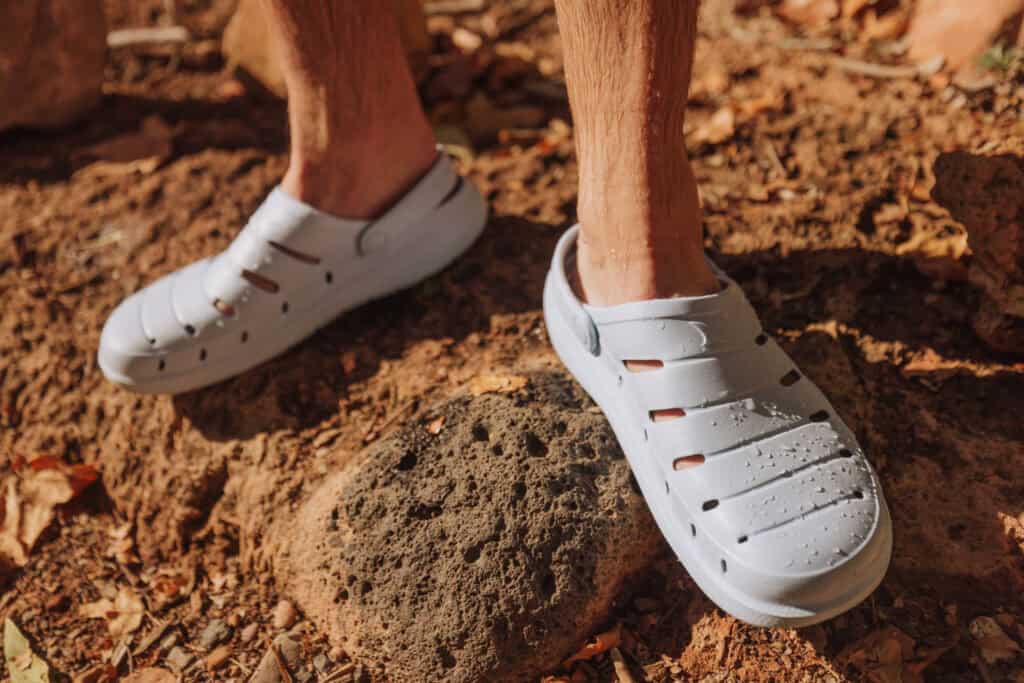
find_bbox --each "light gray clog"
[544,225,891,627]
[99,154,487,394]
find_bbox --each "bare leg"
[262,0,437,219]
[554,0,718,305]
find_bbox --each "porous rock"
[0,0,107,131]
[933,145,1024,353]
[273,372,661,682]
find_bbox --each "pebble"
[272,600,297,629]
[166,646,195,673]
[205,644,232,671]
[249,634,301,683]
[313,653,331,672]
[240,622,259,643]
[198,618,233,649]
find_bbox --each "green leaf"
[4,618,51,683]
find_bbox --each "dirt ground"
[2,0,1024,681]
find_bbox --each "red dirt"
[1,0,1023,681]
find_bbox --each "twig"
[320,662,356,683]
[609,648,636,683]
[107,26,190,49]
[268,638,294,683]
[832,55,944,79]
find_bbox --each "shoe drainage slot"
[840,448,853,458]
[184,324,196,336]
[690,523,697,537]
[624,359,663,372]
[672,454,705,470]
[242,269,280,293]
[720,559,727,573]
[755,334,768,345]
[325,271,333,284]
[852,489,864,499]
[213,299,236,317]
[780,370,801,386]
[281,301,290,314]
[269,240,321,264]
[199,349,207,362]
[158,359,166,372]
[809,410,830,422]
[702,499,719,511]
[241,331,249,343]
[650,408,685,422]
[737,534,748,544]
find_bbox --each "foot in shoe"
[98,154,487,395]
[543,225,892,628]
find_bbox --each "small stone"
[198,619,233,650]
[313,654,330,672]
[328,645,346,662]
[240,622,259,643]
[273,634,301,666]
[205,644,232,671]
[272,600,297,630]
[166,646,195,673]
[250,635,301,683]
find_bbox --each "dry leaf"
[73,115,175,175]
[0,460,96,570]
[468,374,528,396]
[4,618,51,683]
[970,616,1022,664]
[80,587,145,639]
[121,669,175,683]
[563,624,622,666]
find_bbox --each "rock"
[272,600,297,630]
[223,0,431,99]
[0,0,107,131]
[205,644,233,671]
[932,146,1024,353]
[166,646,195,673]
[198,618,233,650]
[250,634,301,683]
[272,372,661,683]
[240,622,259,643]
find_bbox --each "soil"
[1,0,1024,681]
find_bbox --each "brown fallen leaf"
[121,668,176,683]
[79,587,145,640]
[0,459,98,570]
[468,374,528,396]
[72,663,117,683]
[72,115,176,175]
[563,624,622,666]
[969,616,1022,664]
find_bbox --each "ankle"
[575,230,719,306]
[282,130,437,220]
